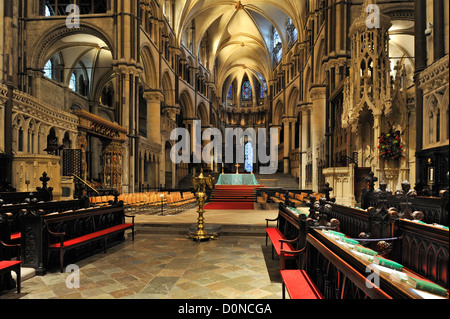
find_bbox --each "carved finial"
[377,240,393,256]
[364,171,378,192]
[322,182,334,201]
[235,1,243,10]
[40,172,50,189]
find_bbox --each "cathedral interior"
[0,0,449,302]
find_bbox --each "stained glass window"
[287,17,298,42]
[242,81,252,101]
[244,142,253,173]
[260,86,264,99]
[273,29,281,48]
[227,84,233,100]
[273,28,282,63]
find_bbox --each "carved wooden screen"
[62,149,82,177]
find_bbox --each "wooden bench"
[0,239,21,293]
[17,203,134,273]
[265,205,307,261]
[0,260,21,293]
[44,204,135,272]
[0,198,89,248]
[280,269,323,299]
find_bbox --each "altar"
[216,173,259,185]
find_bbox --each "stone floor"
[0,204,298,300]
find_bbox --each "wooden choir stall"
[266,178,449,299]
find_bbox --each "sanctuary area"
[0,0,448,302]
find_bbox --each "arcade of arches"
[1,0,449,205]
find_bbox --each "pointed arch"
[197,102,209,126]
[161,71,175,106]
[140,44,158,89]
[286,87,299,117]
[179,90,195,119]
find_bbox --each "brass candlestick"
[189,168,215,241]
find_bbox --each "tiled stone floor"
[0,220,285,300]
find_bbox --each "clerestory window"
[242,81,252,101]
[42,0,107,16]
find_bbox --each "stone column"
[414,0,427,188]
[282,117,296,174]
[373,111,383,189]
[140,153,145,190]
[269,124,281,173]
[297,104,303,188]
[143,91,163,144]
[310,86,327,192]
[299,103,312,190]
[433,0,445,61]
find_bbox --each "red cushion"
[0,260,22,270]
[49,223,134,248]
[10,232,21,241]
[281,269,323,299]
[265,228,295,256]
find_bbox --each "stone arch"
[161,71,175,106]
[179,90,195,119]
[273,100,284,126]
[140,44,158,89]
[32,23,114,70]
[197,103,209,126]
[94,69,116,107]
[314,37,326,84]
[286,86,299,117]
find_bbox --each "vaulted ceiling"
[173,0,306,95]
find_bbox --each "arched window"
[42,0,107,16]
[242,81,252,101]
[44,60,53,79]
[244,142,253,173]
[70,73,77,91]
[227,84,233,100]
[44,5,52,16]
[260,85,264,99]
[273,28,282,62]
[273,29,281,49]
[286,17,298,43]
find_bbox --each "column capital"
[309,85,327,100]
[298,102,312,112]
[112,59,143,77]
[282,116,297,124]
[183,118,200,126]
[143,90,164,102]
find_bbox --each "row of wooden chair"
[269,192,325,207]
[165,191,197,207]
[89,195,115,207]
[270,192,285,204]
[89,191,196,210]
[257,192,269,204]
[290,192,325,206]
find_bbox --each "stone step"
[135,223,266,237]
